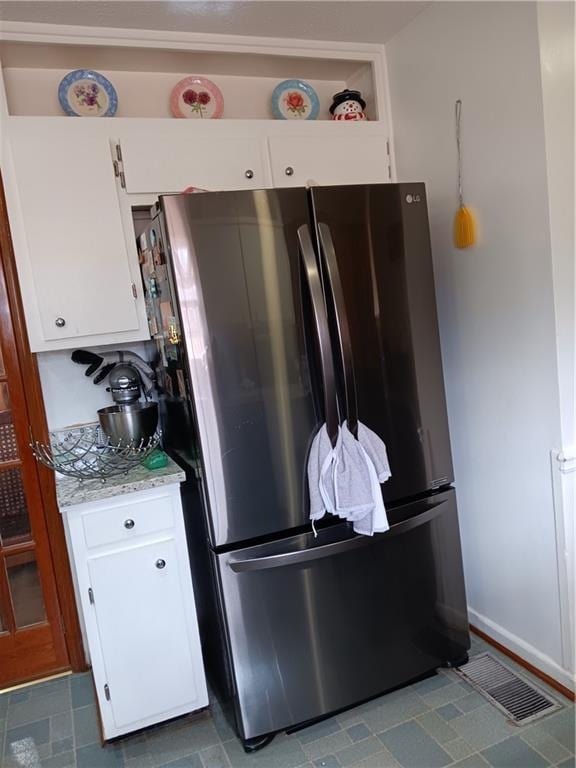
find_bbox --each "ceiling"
[0,2,431,44]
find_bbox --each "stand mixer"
[98,363,158,447]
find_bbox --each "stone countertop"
[55,456,186,509]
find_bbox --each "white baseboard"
[468,607,576,693]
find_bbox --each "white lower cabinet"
[63,484,208,739]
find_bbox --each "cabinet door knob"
[155,558,166,569]
[124,519,135,529]
[55,317,66,328]
[244,169,254,179]
[285,166,294,176]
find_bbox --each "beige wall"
[387,1,572,687]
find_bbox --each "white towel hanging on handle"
[307,420,391,536]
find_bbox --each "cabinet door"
[88,537,203,730]
[269,133,391,187]
[119,125,271,193]
[7,119,146,350]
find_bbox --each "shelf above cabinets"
[0,35,383,121]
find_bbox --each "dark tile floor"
[1,635,574,768]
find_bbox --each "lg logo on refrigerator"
[405,194,421,204]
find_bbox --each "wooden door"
[88,537,200,729]
[0,181,70,686]
[268,133,391,187]
[7,118,147,350]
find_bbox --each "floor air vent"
[454,652,562,725]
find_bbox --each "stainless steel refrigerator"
[137,183,470,749]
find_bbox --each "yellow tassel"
[454,205,476,249]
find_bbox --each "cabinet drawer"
[82,495,174,549]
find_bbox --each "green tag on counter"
[143,449,169,470]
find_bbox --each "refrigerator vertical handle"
[297,224,339,446]
[317,222,358,436]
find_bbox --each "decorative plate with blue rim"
[58,70,118,117]
[272,79,320,120]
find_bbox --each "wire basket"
[30,424,161,481]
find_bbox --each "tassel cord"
[456,99,464,208]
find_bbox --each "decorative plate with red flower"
[170,77,224,119]
[271,80,320,120]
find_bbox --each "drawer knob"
[244,169,254,179]
[285,166,294,176]
[124,519,135,530]
[155,558,166,570]
[55,317,66,328]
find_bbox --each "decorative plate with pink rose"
[271,80,320,120]
[170,76,224,119]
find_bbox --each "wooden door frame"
[0,173,87,674]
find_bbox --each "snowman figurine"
[329,89,367,121]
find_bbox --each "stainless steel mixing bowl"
[98,402,158,447]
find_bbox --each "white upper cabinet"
[117,123,272,193]
[7,118,148,352]
[117,122,390,196]
[269,128,391,188]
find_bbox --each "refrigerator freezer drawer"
[217,488,469,740]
